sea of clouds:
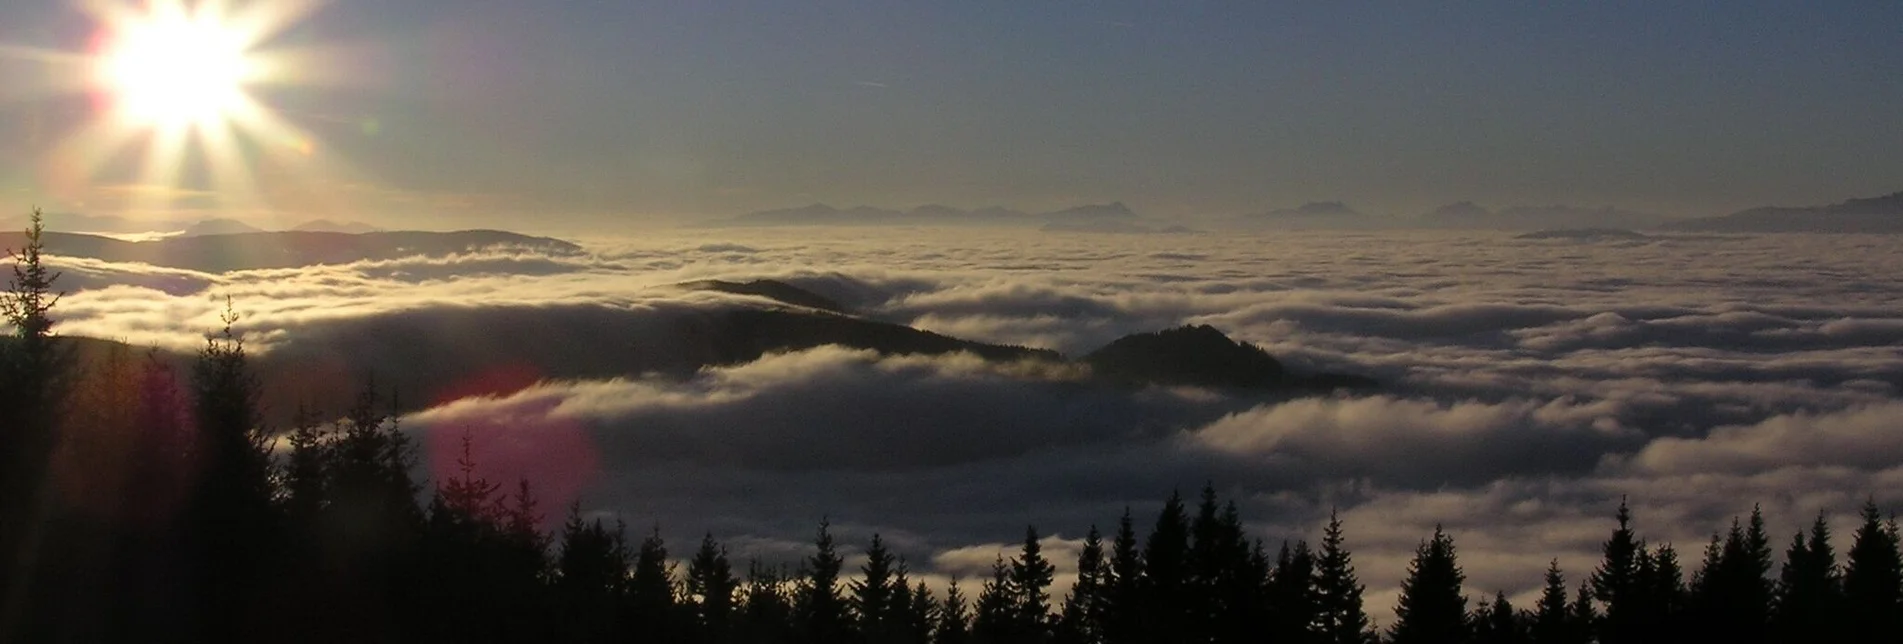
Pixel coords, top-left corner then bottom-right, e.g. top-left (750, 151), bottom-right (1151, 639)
top-left (37, 226), bottom-right (1903, 624)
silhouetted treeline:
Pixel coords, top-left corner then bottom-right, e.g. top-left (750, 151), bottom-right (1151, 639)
top-left (5, 211), bottom-right (1903, 643)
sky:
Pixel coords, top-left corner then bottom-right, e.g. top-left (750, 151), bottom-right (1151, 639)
top-left (2, 1), bottom-right (1902, 227)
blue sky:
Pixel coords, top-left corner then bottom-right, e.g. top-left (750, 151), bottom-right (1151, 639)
top-left (2, 0), bottom-right (1900, 226)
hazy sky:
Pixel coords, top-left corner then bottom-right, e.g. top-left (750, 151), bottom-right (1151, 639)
top-left (2, 1), bottom-right (1901, 226)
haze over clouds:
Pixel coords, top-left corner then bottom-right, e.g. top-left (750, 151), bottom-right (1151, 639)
top-left (37, 226), bottom-right (1903, 624)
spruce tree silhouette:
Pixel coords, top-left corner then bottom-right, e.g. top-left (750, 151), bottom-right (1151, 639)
top-left (1690, 507), bottom-right (1772, 644)
top-left (1141, 492), bottom-right (1191, 644)
top-left (1007, 526), bottom-right (1056, 644)
top-left (1102, 509), bottom-right (1144, 644)
top-left (1591, 500), bottom-right (1645, 644)
top-left (1313, 510), bottom-right (1374, 644)
top-left (1389, 526), bottom-right (1468, 644)
top-left (1058, 525), bottom-right (1107, 644)
top-left (183, 301), bottom-right (279, 642)
top-left (936, 576), bottom-right (973, 644)
top-left (1187, 487), bottom-right (1257, 643)
top-left (796, 520), bottom-right (852, 644)
top-left (973, 556), bottom-right (1016, 644)
top-left (1770, 513), bottom-right (1842, 643)
top-left (689, 532), bottom-right (741, 643)
top-left (630, 526), bottom-right (682, 642)
top-left (556, 506), bottom-right (633, 643)
top-left (1565, 582), bottom-right (1597, 644)
top-left (1471, 591), bottom-right (1526, 644)
top-left (853, 533), bottom-right (902, 644)
top-left (1642, 543), bottom-right (1687, 642)
top-left (0, 208), bottom-right (74, 640)
top-left (1528, 560), bottom-right (1575, 644)
top-left (889, 561), bottom-right (937, 644)
top-left (1266, 541), bottom-right (1319, 644)
top-left (743, 562), bottom-right (796, 644)
top-left (1843, 500), bottom-right (1903, 639)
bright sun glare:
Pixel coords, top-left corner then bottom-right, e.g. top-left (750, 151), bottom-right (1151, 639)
top-left (17, 0), bottom-right (353, 217)
top-left (99, 10), bottom-right (256, 128)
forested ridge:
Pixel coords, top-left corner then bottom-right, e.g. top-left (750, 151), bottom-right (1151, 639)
top-left (3, 211), bottom-right (1901, 643)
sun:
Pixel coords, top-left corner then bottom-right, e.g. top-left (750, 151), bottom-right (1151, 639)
top-left (98, 8), bottom-right (258, 129)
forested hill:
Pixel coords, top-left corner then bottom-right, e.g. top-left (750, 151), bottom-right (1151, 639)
top-left (0, 229), bottom-right (582, 272)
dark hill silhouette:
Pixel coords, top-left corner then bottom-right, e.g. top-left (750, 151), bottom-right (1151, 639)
top-left (1084, 325), bottom-right (1375, 391)
top-left (235, 305), bottom-right (1060, 419)
top-left (678, 279), bottom-right (848, 313)
top-left (1515, 227), bottom-right (1649, 241)
top-left (2, 229), bottom-right (582, 272)
top-left (66, 311), bottom-right (1370, 422)
top-left (291, 219), bottom-right (383, 234)
top-left (1667, 190), bottom-right (1903, 233)
top-left (1241, 201), bottom-right (1387, 230)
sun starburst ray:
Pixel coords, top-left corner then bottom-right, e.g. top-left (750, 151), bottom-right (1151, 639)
top-left (10, 0), bottom-right (355, 224)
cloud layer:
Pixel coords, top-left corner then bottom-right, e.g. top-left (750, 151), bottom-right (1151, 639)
top-left (34, 226), bottom-right (1903, 625)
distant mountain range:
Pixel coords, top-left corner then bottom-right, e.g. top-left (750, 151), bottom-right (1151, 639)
top-left (1419, 204), bottom-right (1675, 230)
top-left (1665, 191), bottom-right (1903, 233)
top-left (0, 229), bottom-right (582, 272)
top-left (1233, 200), bottom-right (1674, 231)
top-left (721, 202), bottom-right (1141, 227)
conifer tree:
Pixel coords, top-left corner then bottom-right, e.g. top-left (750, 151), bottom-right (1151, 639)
top-left (897, 568), bottom-right (937, 644)
top-left (280, 408), bottom-right (330, 533)
top-left (629, 527), bottom-right (679, 636)
top-left (1770, 513), bottom-right (1842, 643)
top-left (742, 562), bottom-right (795, 644)
top-left (1058, 525), bottom-right (1107, 644)
top-left (1141, 492), bottom-right (1191, 644)
top-left (1691, 508), bottom-right (1773, 644)
top-left (1471, 591), bottom-right (1526, 644)
top-left (1313, 510), bottom-right (1373, 644)
top-left (1565, 582), bottom-right (1596, 644)
top-left (1843, 500), bottom-right (1903, 638)
top-left (1102, 509), bottom-right (1143, 644)
top-left (854, 533), bottom-right (901, 643)
top-left (0, 209), bottom-right (67, 497)
top-left (1009, 526), bottom-right (1056, 642)
top-left (1187, 486), bottom-right (1223, 643)
top-left (797, 519), bottom-right (852, 644)
top-left (0, 209), bottom-right (73, 642)
top-left (1389, 526), bottom-right (1468, 644)
top-left (689, 532), bottom-right (740, 642)
top-left (1266, 541), bottom-right (1319, 644)
top-left (973, 556), bottom-right (1016, 644)
top-left (1528, 560), bottom-right (1573, 644)
top-left (1590, 499), bottom-right (1643, 644)
top-left (1189, 494), bottom-right (1257, 643)
top-left (184, 301), bottom-right (279, 641)
top-left (937, 577), bottom-right (972, 644)
top-left (1644, 543), bottom-right (1687, 641)
top-left (556, 508), bottom-right (632, 643)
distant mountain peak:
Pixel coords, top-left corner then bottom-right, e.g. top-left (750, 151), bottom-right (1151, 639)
top-left (1043, 202), bottom-right (1138, 219)
top-left (1666, 189), bottom-right (1903, 233)
top-left (180, 218), bottom-right (265, 237)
